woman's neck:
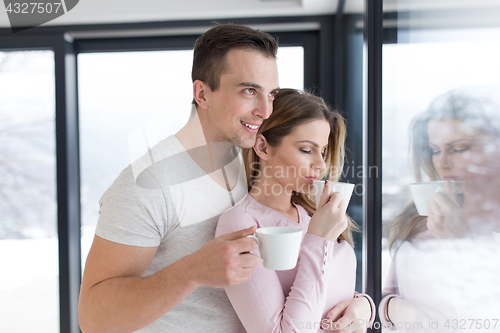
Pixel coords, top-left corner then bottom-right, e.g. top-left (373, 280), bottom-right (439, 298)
top-left (249, 175), bottom-right (298, 221)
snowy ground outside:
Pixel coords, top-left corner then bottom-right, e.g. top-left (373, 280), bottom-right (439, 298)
top-left (0, 227), bottom-right (94, 333)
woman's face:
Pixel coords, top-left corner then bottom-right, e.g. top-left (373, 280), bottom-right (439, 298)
top-left (265, 119), bottom-right (330, 194)
top-left (427, 119), bottom-right (497, 184)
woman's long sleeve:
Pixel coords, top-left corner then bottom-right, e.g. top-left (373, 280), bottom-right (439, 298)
top-left (216, 208), bottom-right (334, 333)
top-left (379, 259), bottom-right (399, 330)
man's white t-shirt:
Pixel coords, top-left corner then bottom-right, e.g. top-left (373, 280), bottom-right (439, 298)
top-left (96, 135), bottom-right (248, 332)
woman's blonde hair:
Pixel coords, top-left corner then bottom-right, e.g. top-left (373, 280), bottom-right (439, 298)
top-left (243, 89), bottom-right (358, 246)
top-left (388, 87), bottom-right (500, 252)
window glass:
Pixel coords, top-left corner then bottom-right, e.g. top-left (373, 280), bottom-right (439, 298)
top-left (0, 50), bottom-right (59, 332)
top-left (381, 4), bottom-right (500, 332)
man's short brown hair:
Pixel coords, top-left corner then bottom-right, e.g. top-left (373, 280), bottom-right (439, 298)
top-left (192, 23), bottom-right (278, 102)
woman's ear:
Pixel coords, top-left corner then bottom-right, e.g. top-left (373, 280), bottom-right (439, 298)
top-left (253, 134), bottom-right (270, 161)
top-left (193, 80), bottom-right (209, 109)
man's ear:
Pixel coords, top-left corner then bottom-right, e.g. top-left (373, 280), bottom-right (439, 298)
top-left (193, 80), bottom-right (209, 109)
top-left (253, 134), bottom-right (270, 161)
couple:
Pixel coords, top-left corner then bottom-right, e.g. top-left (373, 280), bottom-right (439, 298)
top-left (78, 23), bottom-right (374, 333)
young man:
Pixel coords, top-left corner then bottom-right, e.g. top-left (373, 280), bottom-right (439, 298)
top-left (78, 24), bottom-right (280, 332)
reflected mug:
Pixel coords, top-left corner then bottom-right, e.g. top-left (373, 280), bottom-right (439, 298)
top-left (409, 180), bottom-right (463, 216)
top-left (246, 227), bottom-right (303, 270)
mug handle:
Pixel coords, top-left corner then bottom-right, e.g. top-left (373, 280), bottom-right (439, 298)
top-left (246, 235), bottom-right (264, 263)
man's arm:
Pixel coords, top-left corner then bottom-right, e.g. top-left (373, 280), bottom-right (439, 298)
top-left (78, 226), bottom-right (259, 333)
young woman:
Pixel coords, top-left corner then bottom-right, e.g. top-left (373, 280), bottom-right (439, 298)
top-left (216, 89), bottom-right (375, 333)
top-left (379, 87), bottom-right (500, 331)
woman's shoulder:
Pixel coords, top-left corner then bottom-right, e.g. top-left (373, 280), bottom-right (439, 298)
top-left (292, 202), bottom-right (312, 227)
top-left (216, 194), bottom-right (259, 237)
top-left (334, 239), bottom-right (357, 264)
top-left (337, 239), bottom-right (355, 251)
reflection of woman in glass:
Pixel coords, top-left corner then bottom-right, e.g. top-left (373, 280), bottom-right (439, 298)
top-left (216, 89), bottom-right (375, 332)
top-left (379, 87), bottom-right (500, 331)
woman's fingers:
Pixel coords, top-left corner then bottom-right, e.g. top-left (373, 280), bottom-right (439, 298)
top-left (308, 182), bottom-right (348, 241)
top-left (444, 180), bottom-right (461, 206)
top-left (318, 180), bottom-right (332, 208)
top-left (430, 191), bottom-right (457, 214)
top-left (325, 299), bottom-right (349, 322)
top-left (326, 192), bottom-right (343, 209)
top-left (428, 197), bottom-right (443, 216)
top-left (338, 196), bottom-right (347, 212)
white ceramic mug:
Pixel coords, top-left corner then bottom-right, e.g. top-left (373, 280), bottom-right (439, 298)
top-left (246, 226), bottom-right (303, 270)
top-left (312, 180), bottom-right (355, 209)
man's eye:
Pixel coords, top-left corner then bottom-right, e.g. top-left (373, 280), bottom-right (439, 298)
top-left (300, 149), bottom-right (311, 154)
top-left (244, 88), bottom-right (255, 94)
top-left (269, 90), bottom-right (279, 98)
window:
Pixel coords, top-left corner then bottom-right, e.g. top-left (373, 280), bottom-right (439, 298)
top-left (381, 4), bottom-right (500, 332)
top-left (0, 50), bottom-right (59, 333)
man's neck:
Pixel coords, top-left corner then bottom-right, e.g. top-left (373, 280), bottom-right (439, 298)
top-left (174, 105), bottom-right (208, 151)
top-left (175, 106), bottom-right (239, 190)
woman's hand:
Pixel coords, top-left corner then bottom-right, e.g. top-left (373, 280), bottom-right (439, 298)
top-left (427, 181), bottom-right (469, 239)
top-left (387, 297), bottom-right (443, 333)
top-left (307, 180), bottom-right (348, 242)
top-left (321, 297), bottom-right (371, 332)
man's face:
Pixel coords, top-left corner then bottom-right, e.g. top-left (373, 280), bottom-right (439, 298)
top-left (201, 48), bottom-right (280, 148)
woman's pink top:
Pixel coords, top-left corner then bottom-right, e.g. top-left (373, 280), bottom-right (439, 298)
top-left (216, 194), bottom-right (374, 333)
top-left (379, 226), bottom-right (500, 330)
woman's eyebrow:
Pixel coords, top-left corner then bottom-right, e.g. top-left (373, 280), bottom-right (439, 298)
top-left (446, 139), bottom-right (475, 145)
top-left (428, 139), bottom-right (475, 147)
top-left (295, 140), bottom-right (328, 148)
top-left (296, 140), bottom-right (318, 147)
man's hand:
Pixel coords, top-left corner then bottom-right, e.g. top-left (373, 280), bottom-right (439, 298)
top-left (79, 227), bottom-right (260, 333)
top-left (322, 297), bottom-right (371, 333)
top-left (186, 226), bottom-right (261, 288)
